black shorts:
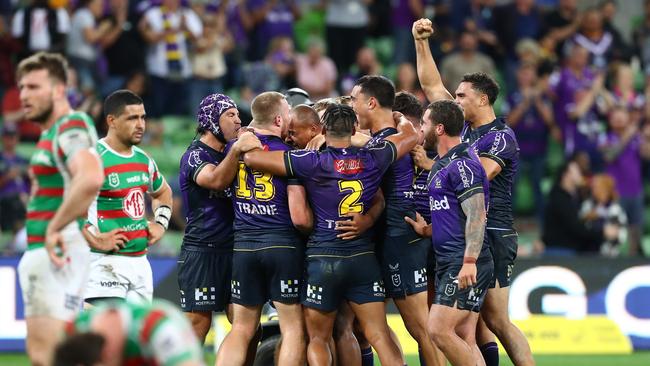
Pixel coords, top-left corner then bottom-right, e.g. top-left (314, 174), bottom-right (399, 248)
top-left (302, 251), bottom-right (385, 312)
top-left (231, 245), bottom-right (303, 306)
top-left (177, 244), bottom-right (232, 313)
top-left (434, 259), bottom-right (493, 312)
top-left (486, 228), bottom-right (518, 288)
top-left (378, 234), bottom-right (430, 298)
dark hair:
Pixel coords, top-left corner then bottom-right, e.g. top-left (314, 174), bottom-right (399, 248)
top-left (322, 104), bottom-right (357, 138)
top-left (461, 72), bottom-right (500, 105)
top-left (393, 91), bottom-right (424, 122)
top-left (426, 100), bottom-right (464, 137)
top-left (354, 75), bottom-right (395, 108)
top-left (53, 333), bottom-right (105, 366)
top-left (16, 52), bottom-right (68, 85)
top-left (104, 89), bottom-right (144, 118)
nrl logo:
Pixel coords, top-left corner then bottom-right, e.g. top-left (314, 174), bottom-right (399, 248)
top-left (391, 274), bottom-right (401, 287)
top-left (108, 172), bottom-right (120, 188)
top-left (434, 177), bottom-right (442, 189)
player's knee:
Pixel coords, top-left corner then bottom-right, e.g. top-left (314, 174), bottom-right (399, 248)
top-left (231, 321), bottom-right (260, 341)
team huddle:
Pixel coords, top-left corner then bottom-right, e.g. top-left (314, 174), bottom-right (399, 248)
top-left (16, 18), bottom-right (534, 366)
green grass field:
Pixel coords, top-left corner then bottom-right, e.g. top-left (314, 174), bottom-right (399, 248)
top-left (2, 352), bottom-right (649, 366)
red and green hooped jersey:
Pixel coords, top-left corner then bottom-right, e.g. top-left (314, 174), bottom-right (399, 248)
top-left (87, 139), bottom-right (165, 256)
top-left (26, 111), bottom-right (98, 250)
top-left (71, 300), bottom-right (204, 366)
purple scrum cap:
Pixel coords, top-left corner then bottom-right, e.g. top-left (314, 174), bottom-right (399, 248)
top-left (197, 93), bottom-right (237, 141)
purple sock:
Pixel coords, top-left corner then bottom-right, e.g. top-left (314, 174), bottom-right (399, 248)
top-left (480, 342), bottom-right (499, 366)
top-left (361, 346), bottom-right (374, 366)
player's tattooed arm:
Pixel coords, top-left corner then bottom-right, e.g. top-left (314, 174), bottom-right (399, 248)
top-left (460, 192), bottom-right (487, 260)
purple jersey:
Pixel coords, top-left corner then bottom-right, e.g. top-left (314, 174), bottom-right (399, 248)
top-left (365, 127), bottom-right (417, 235)
top-left (502, 91), bottom-right (550, 157)
top-left (461, 118), bottom-right (519, 229)
top-left (413, 149), bottom-right (438, 223)
top-left (428, 143), bottom-right (491, 263)
top-left (285, 141), bottom-right (397, 253)
top-left (179, 140), bottom-right (234, 248)
top-left (231, 134), bottom-right (299, 246)
top-left (604, 132), bottom-right (643, 197)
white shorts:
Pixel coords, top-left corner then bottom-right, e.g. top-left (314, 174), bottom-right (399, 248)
top-left (84, 253), bottom-right (153, 303)
top-left (18, 230), bottom-right (91, 321)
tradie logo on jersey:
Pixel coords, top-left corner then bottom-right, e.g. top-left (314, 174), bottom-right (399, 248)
top-left (334, 159), bottom-right (363, 174)
top-left (429, 196), bottom-right (450, 211)
top-left (123, 189), bottom-right (145, 219)
top-left (108, 172), bottom-right (120, 188)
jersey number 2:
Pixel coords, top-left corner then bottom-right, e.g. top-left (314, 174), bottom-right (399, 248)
top-left (338, 180), bottom-right (364, 215)
top-left (236, 162), bottom-right (274, 201)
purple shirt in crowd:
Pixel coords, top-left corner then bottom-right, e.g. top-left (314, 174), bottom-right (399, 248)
top-left (0, 153), bottom-right (29, 197)
top-left (428, 142), bottom-right (491, 264)
top-left (391, 0), bottom-right (418, 28)
top-left (603, 132), bottom-right (643, 197)
top-left (285, 141), bottom-right (397, 253)
top-left (248, 0), bottom-right (294, 49)
top-left (502, 91), bottom-right (550, 157)
top-left (179, 140), bottom-right (234, 249)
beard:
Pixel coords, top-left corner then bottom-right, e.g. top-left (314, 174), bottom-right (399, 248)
top-left (29, 99), bottom-right (54, 124)
top-left (423, 131), bottom-right (437, 150)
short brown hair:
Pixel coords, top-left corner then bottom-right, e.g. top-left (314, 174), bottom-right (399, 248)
top-left (251, 91), bottom-right (286, 126)
top-left (291, 104), bottom-right (321, 127)
top-left (16, 52), bottom-right (68, 85)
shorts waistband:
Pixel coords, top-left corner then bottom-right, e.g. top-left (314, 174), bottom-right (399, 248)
top-left (181, 243), bottom-right (233, 253)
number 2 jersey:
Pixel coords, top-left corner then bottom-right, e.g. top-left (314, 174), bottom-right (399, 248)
top-left (284, 141), bottom-right (397, 254)
top-left (87, 139), bottom-right (165, 256)
top-left (26, 111), bottom-right (98, 250)
top-left (69, 300), bottom-right (204, 366)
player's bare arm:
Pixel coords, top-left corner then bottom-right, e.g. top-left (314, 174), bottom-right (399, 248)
top-left (412, 18), bottom-right (453, 102)
top-left (385, 113), bottom-right (418, 159)
top-left (288, 185), bottom-right (313, 234)
top-left (148, 181), bottom-right (173, 245)
top-left (195, 132), bottom-right (262, 190)
top-left (404, 212), bottom-right (432, 238)
top-left (46, 149), bottom-right (104, 266)
top-left (458, 192), bottom-right (487, 289)
top-left (242, 150), bottom-right (287, 176)
top-left (336, 189), bottom-right (385, 240)
top-left (479, 157), bottom-right (503, 181)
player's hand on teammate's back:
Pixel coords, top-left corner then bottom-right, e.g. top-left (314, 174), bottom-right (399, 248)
top-left (412, 18), bottom-right (433, 40)
top-left (411, 145), bottom-right (435, 170)
top-left (404, 212), bottom-right (431, 238)
top-left (45, 230), bottom-right (67, 268)
top-left (457, 263), bottom-right (477, 290)
top-left (236, 131), bottom-right (263, 153)
top-left (147, 221), bottom-right (165, 246)
top-left (306, 134), bottom-right (325, 150)
top-left (91, 228), bottom-right (128, 252)
top-left (335, 212), bottom-right (374, 240)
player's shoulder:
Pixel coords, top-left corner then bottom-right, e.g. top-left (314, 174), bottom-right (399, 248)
top-left (55, 111), bottom-right (95, 132)
top-left (132, 145), bottom-right (155, 163)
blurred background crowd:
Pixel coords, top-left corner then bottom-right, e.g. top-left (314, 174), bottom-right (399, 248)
top-left (1, 0), bottom-right (649, 258)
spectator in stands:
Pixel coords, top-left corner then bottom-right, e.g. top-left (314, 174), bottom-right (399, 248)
top-left (391, 0), bottom-right (424, 65)
top-left (0, 16), bottom-right (20, 99)
top-left (11, 0), bottom-right (69, 59)
top-left (247, 0), bottom-right (299, 62)
top-left (267, 36), bottom-right (296, 90)
top-left (566, 7), bottom-right (627, 71)
top-left (0, 125), bottom-right (29, 237)
top-left (542, 0), bottom-right (580, 56)
top-left (339, 46), bottom-right (382, 95)
top-left (579, 173), bottom-right (627, 257)
top-left (599, 0), bottom-right (631, 62)
top-left (1, 85), bottom-right (40, 141)
top-left (101, 0), bottom-right (147, 97)
top-left (463, 0), bottom-right (499, 60)
top-left (542, 155), bottom-right (620, 256)
top-left (67, 0), bottom-right (115, 95)
top-left (440, 30), bottom-right (496, 92)
top-left (189, 6), bottom-right (232, 114)
top-left (609, 63), bottom-right (646, 123)
top-left (222, 0), bottom-right (253, 90)
top-left (325, 0), bottom-right (369, 75)
top-left (394, 62), bottom-right (426, 103)
top-left (295, 36), bottom-right (337, 101)
top-left (600, 106), bottom-right (650, 256)
top-left (503, 62), bottom-right (556, 225)
top-left (633, 0), bottom-right (650, 79)
top-left (138, 0), bottom-right (202, 117)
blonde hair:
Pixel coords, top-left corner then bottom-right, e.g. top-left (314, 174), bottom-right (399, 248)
top-left (251, 91), bottom-right (286, 127)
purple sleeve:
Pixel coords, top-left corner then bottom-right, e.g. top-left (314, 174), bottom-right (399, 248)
top-left (367, 140), bottom-right (397, 172)
top-left (184, 148), bottom-right (217, 183)
top-left (477, 131), bottom-right (518, 169)
top-left (284, 150), bottom-right (318, 180)
top-left (449, 158), bottom-right (485, 203)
